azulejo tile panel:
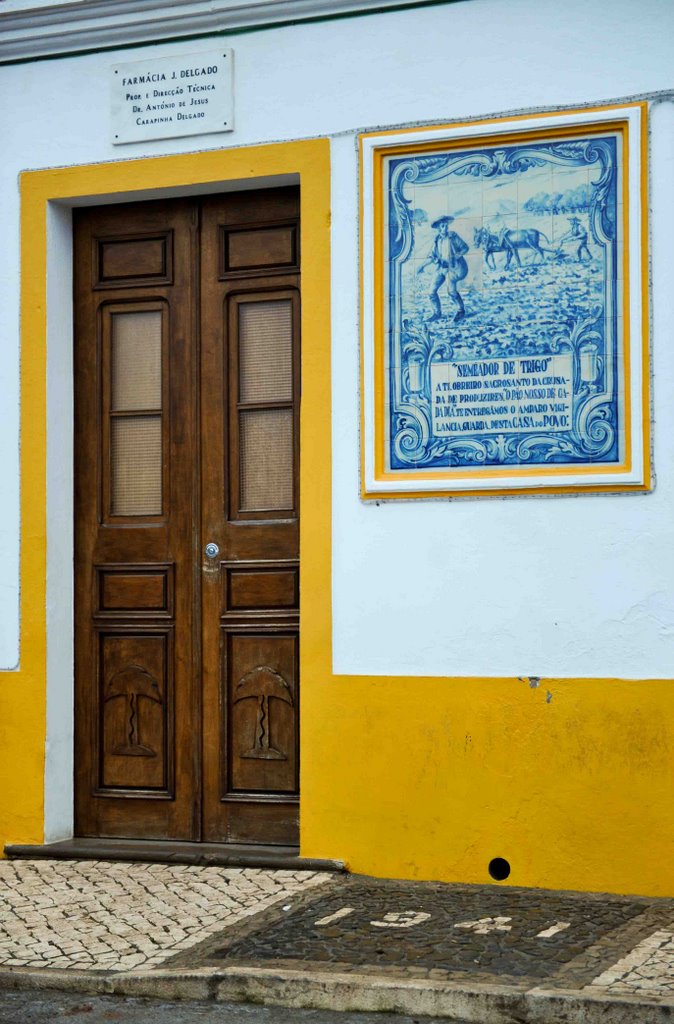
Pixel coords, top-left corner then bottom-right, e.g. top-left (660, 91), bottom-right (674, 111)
top-left (360, 104), bottom-right (649, 497)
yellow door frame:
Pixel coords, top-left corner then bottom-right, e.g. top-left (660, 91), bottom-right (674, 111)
top-left (7, 138), bottom-right (331, 848)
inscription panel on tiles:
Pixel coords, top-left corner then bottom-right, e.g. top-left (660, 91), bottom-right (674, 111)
top-left (431, 355), bottom-right (573, 437)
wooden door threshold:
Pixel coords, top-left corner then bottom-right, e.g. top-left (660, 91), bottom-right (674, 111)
top-left (4, 838), bottom-right (345, 873)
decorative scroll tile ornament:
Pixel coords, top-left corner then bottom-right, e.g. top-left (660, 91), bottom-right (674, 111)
top-left (360, 104), bottom-right (649, 497)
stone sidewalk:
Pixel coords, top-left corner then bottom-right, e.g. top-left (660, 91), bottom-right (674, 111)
top-left (0, 860), bottom-right (672, 1023)
top-left (0, 860), bottom-right (328, 972)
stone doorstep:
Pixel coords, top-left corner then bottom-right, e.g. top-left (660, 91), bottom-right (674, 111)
top-left (0, 964), bottom-right (672, 1023)
top-left (4, 840), bottom-right (345, 874)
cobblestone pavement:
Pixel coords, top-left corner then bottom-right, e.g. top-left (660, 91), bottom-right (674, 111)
top-left (175, 875), bottom-right (674, 996)
top-left (0, 861), bottom-right (329, 971)
top-left (0, 861), bottom-right (673, 1018)
top-left (591, 927), bottom-right (674, 994)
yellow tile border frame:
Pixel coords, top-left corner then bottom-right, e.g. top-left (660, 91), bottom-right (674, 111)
top-left (360, 103), bottom-right (650, 499)
top-left (6, 138), bottom-right (331, 847)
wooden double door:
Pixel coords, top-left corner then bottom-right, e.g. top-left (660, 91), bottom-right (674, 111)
top-left (74, 188), bottom-right (300, 845)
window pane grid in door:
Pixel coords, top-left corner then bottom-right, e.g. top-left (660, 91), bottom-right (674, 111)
top-left (238, 300), bottom-right (292, 404)
top-left (108, 308), bottom-right (164, 517)
top-left (111, 310), bottom-right (162, 411)
top-left (239, 408), bottom-right (293, 512)
top-left (110, 415), bottom-right (163, 516)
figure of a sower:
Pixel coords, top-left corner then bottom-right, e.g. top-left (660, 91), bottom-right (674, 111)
top-left (417, 215), bottom-right (469, 323)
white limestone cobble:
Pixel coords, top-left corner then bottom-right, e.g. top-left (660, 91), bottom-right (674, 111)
top-left (591, 927), bottom-right (674, 994)
top-left (0, 860), bottom-right (329, 974)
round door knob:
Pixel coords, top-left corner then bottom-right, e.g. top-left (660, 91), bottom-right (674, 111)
top-left (204, 542), bottom-right (219, 558)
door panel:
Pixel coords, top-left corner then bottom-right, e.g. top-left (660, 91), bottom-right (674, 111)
top-left (226, 630), bottom-right (298, 792)
top-left (74, 200), bottom-right (200, 841)
top-left (98, 629), bottom-right (172, 791)
top-left (74, 188), bottom-right (300, 846)
top-left (200, 189), bottom-right (300, 844)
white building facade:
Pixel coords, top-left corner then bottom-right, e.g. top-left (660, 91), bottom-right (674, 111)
top-left (0, 0), bottom-right (673, 896)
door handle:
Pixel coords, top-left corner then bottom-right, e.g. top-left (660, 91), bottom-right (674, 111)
top-left (204, 542), bottom-right (220, 559)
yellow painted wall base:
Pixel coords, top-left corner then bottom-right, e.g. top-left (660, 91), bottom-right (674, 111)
top-left (300, 674), bottom-right (674, 897)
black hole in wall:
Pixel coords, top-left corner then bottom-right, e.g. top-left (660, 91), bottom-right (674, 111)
top-left (488, 857), bottom-right (511, 881)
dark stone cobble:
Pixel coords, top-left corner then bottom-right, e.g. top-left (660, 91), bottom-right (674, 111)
top-left (186, 878), bottom-right (667, 986)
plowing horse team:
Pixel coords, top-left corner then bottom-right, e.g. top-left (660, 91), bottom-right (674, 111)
top-left (473, 226), bottom-right (553, 269)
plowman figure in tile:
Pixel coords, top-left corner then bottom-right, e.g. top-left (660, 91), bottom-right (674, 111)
top-left (557, 216), bottom-right (592, 263)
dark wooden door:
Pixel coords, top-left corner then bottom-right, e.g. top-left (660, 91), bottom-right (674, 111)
top-left (200, 191), bottom-right (300, 843)
top-left (74, 188), bottom-right (300, 845)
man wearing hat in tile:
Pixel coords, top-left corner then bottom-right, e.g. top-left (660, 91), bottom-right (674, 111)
top-left (557, 215), bottom-right (592, 263)
top-left (417, 214), bottom-right (469, 323)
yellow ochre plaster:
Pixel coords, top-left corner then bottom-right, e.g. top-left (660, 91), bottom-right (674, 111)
top-left (4, 134), bottom-right (674, 898)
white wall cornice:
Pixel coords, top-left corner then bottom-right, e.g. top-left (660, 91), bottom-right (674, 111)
top-left (0, 0), bottom-right (443, 62)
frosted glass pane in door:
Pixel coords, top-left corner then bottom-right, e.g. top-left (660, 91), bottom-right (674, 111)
top-left (239, 408), bottom-right (293, 512)
top-left (111, 415), bottom-right (162, 516)
top-left (238, 300), bottom-right (292, 403)
top-left (111, 311), bottom-right (162, 411)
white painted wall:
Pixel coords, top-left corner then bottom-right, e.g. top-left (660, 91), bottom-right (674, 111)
top-left (1, 0), bottom-right (674, 705)
top-left (0, 167), bottom-right (21, 669)
top-left (44, 203), bottom-right (75, 841)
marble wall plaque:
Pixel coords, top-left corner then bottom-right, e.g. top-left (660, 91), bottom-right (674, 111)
top-left (111, 50), bottom-right (233, 144)
top-left (360, 104), bottom-right (649, 498)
